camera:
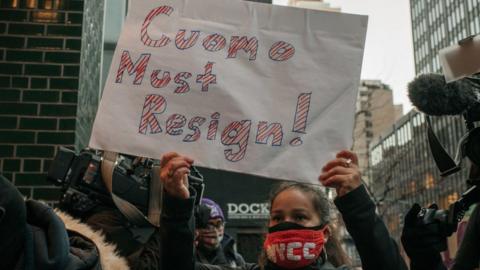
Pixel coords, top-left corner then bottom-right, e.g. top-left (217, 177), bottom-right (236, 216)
top-left (417, 180), bottom-right (480, 237)
top-left (408, 51), bottom-right (480, 236)
top-left (47, 147), bottom-right (205, 219)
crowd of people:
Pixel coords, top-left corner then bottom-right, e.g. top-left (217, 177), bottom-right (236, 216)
top-left (0, 149), bottom-right (478, 269)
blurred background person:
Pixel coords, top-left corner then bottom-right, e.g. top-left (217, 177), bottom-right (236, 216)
top-left (196, 198), bottom-right (246, 267)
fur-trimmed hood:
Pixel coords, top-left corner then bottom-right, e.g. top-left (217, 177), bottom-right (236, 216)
top-left (55, 210), bottom-right (130, 270)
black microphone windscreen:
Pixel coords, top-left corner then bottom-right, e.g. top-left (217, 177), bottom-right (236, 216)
top-left (408, 74), bottom-right (478, 116)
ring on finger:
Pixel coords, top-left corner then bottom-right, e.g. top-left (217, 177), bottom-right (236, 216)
top-left (344, 159), bottom-right (352, 168)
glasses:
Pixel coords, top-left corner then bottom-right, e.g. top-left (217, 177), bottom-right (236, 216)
top-left (206, 221), bottom-right (225, 230)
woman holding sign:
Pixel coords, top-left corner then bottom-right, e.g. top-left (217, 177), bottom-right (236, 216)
top-left (160, 150), bottom-right (407, 270)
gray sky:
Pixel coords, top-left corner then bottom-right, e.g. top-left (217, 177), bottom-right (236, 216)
top-left (273, 0), bottom-right (415, 113)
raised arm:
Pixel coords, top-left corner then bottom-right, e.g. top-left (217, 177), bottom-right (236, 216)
top-left (320, 150), bottom-right (408, 270)
top-left (159, 152), bottom-right (197, 270)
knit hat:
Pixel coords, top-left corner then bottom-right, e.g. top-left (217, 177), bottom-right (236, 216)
top-left (200, 198), bottom-right (224, 221)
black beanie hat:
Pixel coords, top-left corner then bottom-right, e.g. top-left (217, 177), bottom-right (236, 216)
top-left (0, 174), bottom-right (27, 268)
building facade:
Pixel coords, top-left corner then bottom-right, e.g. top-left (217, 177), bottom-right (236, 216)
top-left (287, 0), bottom-right (339, 12)
top-left (410, 0), bottom-right (480, 74)
top-left (0, 0), bottom-right (84, 201)
top-left (353, 80), bottom-right (402, 186)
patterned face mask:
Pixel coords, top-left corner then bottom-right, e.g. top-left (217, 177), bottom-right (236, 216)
top-left (264, 222), bottom-right (327, 269)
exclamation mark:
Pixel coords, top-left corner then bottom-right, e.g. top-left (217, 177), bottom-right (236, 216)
top-left (290, 92), bottom-right (312, 146)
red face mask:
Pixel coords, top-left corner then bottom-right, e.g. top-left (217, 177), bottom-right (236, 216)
top-left (263, 222), bottom-right (327, 269)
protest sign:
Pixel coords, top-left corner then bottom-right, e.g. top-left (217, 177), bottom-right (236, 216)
top-left (89, 0), bottom-right (367, 183)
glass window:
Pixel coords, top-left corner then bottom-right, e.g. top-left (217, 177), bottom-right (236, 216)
top-left (30, 0), bottom-right (64, 23)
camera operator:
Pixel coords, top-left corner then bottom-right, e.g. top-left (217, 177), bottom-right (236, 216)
top-left (75, 152), bottom-right (198, 270)
top-left (454, 204), bottom-right (480, 270)
top-left (403, 53), bottom-right (480, 269)
top-left (401, 164), bottom-right (480, 270)
top-left (402, 203), bottom-right (480, 270)
top-left (402, 204), bottom-right (480, 270)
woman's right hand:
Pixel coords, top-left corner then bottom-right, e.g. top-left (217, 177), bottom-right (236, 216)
top-left (319, 150), bottom-right (361, 197)
top-left (159, 152), bottom-right (194, 199)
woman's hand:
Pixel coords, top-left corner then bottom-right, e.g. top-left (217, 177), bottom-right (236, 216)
top-left (159, 152), bottom-right (194, 199)
top-left (319, 150), bottom-right (361, 197)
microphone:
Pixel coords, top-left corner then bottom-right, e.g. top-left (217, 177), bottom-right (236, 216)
top-left (407, 73), bottom-right (480, 116)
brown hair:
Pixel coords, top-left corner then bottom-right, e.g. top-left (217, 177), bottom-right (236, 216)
top-left (259, 181), bottom-right (351, 268)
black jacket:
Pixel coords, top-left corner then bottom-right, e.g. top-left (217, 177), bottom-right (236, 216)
top-left (451, 204), bottom-right (480, 270)
top-left (196, 233), bottom-right (246, 267)
top-left (1, 175), bottom-right (128, 270)
top-left (18, 200), bottom-right (130, 270)
top-left (221, 233), bottom-right (246, 267)
top-left (334, 185), bottom-right (407, 270)
top-left (82, 188), bottom-right (197, 270)
top-left (83, 205), bottom-right (163, 269)
top-left (166, 184), bottom-right (407, 270)
top-left (196, 259), bottom-right (346, 270)
top-left (409, 204), bottom-right (480, 270)
top-left (17, 200), bottom-right (100, 270)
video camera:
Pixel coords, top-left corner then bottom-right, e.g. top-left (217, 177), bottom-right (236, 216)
top-left (408, 35), bottom-right (480, 240)
top-left (47, 147), bottom-right (205, 219)
top-left (417, 184), bottom-right (480, 237)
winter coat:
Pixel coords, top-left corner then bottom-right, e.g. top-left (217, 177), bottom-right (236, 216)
top-left (451, 204), bottom-right (480, 270)
top-left (14, 200), bottom-right (128, 270)
top-left (196, 259), bottom-right (347, 270)
top-left (163, 184), bottom-right (408, 270)
top-left (55, 209), bottom-right (129, 270)
top-left (0, 174), bottom-right (128, 270)
top-left (82, 190), bottom-right (197, 270)
top-left (333, 185), bottom-right (407, 270)
top-left (221, 233), bottom-right (246, 267)
top-left (196, 233), bottom-right (246, 267)
top-left (409, 204), bottom-right (480, 270)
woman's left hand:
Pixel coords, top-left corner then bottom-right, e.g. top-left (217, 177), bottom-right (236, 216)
top-left (318, 150), bottom-right (361, 197)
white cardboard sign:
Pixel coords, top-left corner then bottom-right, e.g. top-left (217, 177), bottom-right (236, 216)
top-left (89, 0), bottom-right (367, 184)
